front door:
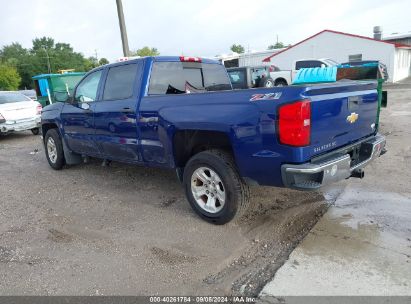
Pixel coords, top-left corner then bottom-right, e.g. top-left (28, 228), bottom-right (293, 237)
top-left (61, 69), bottom-right (103, 155)
top-left (93, 62), bottom-right (142, 162)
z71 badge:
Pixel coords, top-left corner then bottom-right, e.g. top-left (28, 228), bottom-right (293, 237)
top-left (250, 92), bottom-right (282, 102)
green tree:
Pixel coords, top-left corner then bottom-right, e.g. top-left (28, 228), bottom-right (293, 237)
top-left (1, 37), bottom-right (93, 89)
top-left (230, 44), bottom-right (245, 54)
top-left (268, 42), bottom-right (286, 50)
top-left (0, 64), bottom-right (21, 90)
top-left (83, 56), bottom-right (98, 71)
top-left (132, 46), bottom-right (160, 57)
top-left (99, 58), bottom-right (109, 65)
top-left (32, 37), bottom-right (55, 51)
top-left (0, 42), bottom-right (33, 88)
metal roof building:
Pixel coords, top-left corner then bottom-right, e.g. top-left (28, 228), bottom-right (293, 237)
top-left (383, 33), bottom-right (411, 49)
top-left (262, 29), bottom-right (411, 82)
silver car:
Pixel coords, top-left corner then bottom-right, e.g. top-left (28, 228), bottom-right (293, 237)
top-left (0, 91), bottom-right (42, 135)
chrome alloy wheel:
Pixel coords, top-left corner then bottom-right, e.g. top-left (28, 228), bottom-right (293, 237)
top-left (191, 167), bottom-right (226, 214)
top-left (47, 137), bottom-right (58, 164)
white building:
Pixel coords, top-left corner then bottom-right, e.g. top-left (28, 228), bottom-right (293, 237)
top-left (262, 30), bottom-right (411, 82)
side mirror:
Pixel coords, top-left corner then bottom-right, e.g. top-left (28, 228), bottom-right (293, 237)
top-left (54, 91), bottom-right (69, 102)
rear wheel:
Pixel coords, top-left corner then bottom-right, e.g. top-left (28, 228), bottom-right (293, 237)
top-left (31, 128), bottom-right (40, 135)
top-left (44, 129), bottom-right (65, 170)
top-left (183, 149), bottom-right (250, 224)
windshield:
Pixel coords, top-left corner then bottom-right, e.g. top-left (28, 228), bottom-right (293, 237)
top-left (0, 92), bottom-right (31, 104)
top-left (323, 59), bottom-right (339, 66)
top-left (148, 62), bottom-right (232, 95)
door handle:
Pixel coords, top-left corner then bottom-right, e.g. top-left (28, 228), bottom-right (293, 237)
top-left (121, 107), bottom-right (134, 113)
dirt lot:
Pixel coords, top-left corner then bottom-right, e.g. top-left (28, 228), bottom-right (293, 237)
top-left (0, 128), bottom-right (340, 296)
top-left (1, 81), bottom-right (406, 296)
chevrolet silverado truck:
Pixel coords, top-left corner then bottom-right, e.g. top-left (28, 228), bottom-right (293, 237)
top-left (41, 56), bottom-right (386, 224)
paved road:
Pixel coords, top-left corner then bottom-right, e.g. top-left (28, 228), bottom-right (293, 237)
top-left (260, 84), bottom-right (411, 299)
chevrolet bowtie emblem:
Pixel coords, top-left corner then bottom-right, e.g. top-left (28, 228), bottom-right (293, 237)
top-left (346, 112), bottom-right (359, 123)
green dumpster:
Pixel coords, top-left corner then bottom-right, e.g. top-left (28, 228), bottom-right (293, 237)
top-left (32, 72), bottom-right (86, 107)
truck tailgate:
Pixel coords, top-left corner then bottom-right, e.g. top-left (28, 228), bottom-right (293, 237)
top-left (303, 81), bottom-right (378, 157)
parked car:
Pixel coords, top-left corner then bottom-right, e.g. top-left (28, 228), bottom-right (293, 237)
top-left (0, 91), bottom-right (42, 135)
top-left (266, 58), bottom-right (340, 86)
top-left (19, 89), bottom-right (38, 101)
top-left (41, 56), bottom-right (386, 224)
top-left (228, 65), bottom-right (289, 89)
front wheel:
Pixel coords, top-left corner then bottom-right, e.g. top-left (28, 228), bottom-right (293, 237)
top-left (183, 150), bottom-right (250, 225)
top-left (31, 128), bottom-right (40, 135)
top-left (44, 129), bottom-right (65, 170)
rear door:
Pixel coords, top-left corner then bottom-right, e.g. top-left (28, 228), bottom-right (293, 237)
top-left (61, 69), bottom-right (103, 155)
top-left (93, 61), bottom-right (143, 162)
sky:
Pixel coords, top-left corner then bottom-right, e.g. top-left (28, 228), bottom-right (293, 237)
top-left (0, 0), bottom-right (410, 62)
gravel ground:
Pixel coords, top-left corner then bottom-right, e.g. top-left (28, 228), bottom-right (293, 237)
top-left (1, 108), bottom-right (344, 296)
top-left (3, 76), bottom-right (407, 296)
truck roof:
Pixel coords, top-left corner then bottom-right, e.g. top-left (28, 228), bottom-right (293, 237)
top-left (108, 56), bottom-right (221, 69)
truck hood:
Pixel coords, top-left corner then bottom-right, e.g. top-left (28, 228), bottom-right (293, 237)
top-left (42, 102), bottom-right (64, 113)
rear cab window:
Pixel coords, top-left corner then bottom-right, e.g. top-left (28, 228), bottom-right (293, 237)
top-left (228, 69), bottom-right (246, 85)
top-left (103, 63), bottom-right (138, 100)
top-left (148, 61), bottom-right (231, 95)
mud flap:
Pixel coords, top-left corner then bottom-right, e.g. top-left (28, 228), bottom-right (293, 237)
top-left (62, 139), bottom-right (82, 165)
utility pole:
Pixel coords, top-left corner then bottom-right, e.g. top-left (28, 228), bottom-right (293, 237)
top-left (116, 0), bottom-right (130, 57)
top-left (42, 47), bottom-right (51, 74)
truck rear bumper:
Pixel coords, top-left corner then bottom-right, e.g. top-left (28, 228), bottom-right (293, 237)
top-left (281, 134), bottom-right (386, 190)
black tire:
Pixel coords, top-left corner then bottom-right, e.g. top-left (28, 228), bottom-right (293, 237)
top-left (31, 128), bottom-right (40, 135)
top-left (44, 128), bottom-right (65, 170)
top-left (259, 77), bottom-right (275, 88)
top-left (275, 79), bottom-right (288, 86)
top-left (183, 149), bottom-right (250, 225)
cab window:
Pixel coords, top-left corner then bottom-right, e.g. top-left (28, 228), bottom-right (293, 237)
top-left (103, 63), bottom-right (138, 100)
top-left (75, 70), bottom-right (103, 102)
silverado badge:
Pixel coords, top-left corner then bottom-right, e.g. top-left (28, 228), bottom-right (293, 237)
top-left (346, 112), bottom-right (359, 124)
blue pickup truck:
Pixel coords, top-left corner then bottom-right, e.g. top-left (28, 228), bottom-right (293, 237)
top-left (41, 56), bottom-right (386, 224)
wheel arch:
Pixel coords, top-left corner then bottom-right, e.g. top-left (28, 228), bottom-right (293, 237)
top-left (172, 129), bottom-right (235, 169)
top-left (41, 122), bottom-right (59, 141)
top-left (274, 77), bottom-right (288, 86)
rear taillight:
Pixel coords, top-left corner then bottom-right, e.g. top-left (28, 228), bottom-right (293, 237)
top-left (278, 100), bottom-right (311, 146)
top-left (179, 56), bottom-right (202, 63)
top-left (36, 103), bottom-right (42, 115)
